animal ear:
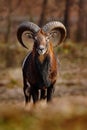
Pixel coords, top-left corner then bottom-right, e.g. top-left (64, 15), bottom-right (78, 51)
top-left (21, 31), bottom-right (34, 49)
top-left (25, 32), bottom-right (34, 39)
top-left (42, 21), bottom-right (66, 47)
top-left (48, 29), bottom-right (62, 47)
top-left (17, 21), bottom-right (40, 49)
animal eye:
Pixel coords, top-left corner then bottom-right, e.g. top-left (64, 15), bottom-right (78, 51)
top-left (35, 36), bottom-right (38, 40)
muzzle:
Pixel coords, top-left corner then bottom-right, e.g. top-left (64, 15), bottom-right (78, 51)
top-left (37, 45), bottom-right (47, 55)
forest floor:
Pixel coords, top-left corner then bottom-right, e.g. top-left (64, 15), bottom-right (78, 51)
top-left (0, 42), bottom-right (87, 130)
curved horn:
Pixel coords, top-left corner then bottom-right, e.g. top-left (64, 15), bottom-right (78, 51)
top-left (42, 21), bottom-right (66, 46)
top-left (17, 21), bottom-right (40, 49)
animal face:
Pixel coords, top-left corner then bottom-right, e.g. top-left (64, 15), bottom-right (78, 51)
top-left (34, 30), bottom-right (49, 55)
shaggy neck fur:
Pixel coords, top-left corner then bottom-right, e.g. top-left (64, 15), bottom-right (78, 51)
top-left (34, 43), bottom-right (54, 88)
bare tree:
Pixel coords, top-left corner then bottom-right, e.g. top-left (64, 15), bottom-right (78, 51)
top-left (38, 0), bottom-right (48, 27)
top-left (4, 0), bottom-right (21, 43)
top-left (64, 0), bottom-right (71, 38)
top-left (4, 0), bottom-right (21, 67)
top-left (4, 0), bottom-right (11, 43)
top-left (76, 0), bottom-right (87, 42)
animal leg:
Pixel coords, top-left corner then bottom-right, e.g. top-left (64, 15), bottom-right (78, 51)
top-left (47, 85), bottom-right (54, 102)
top-left (31, 87), bottom-right (39, 104)
top-left (23, 78), bottom-right (31, 104)
top-left (40, 89), bottom-right (46, 100)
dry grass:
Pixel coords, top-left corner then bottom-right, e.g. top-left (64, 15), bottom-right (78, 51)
top-left (0, 97), bottom-right (87, 130)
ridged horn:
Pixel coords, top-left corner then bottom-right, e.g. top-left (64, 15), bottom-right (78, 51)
top-left (42, 21), bottom-right (66, 46)
top-left (17, 21), bottom-right (40, 49)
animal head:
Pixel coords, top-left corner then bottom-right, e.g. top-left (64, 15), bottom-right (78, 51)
top-left (17, 21), bottom-right (66, 55)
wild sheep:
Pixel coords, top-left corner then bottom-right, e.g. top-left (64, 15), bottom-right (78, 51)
top-left (17, 21), bottom-right (66, 104)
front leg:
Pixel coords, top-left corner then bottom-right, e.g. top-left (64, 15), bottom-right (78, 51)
top-left (24, 86), bottom-right (31, 104)
top-left (23, 77), bottom-right (31, 104)
top-left (47, 85), bottom-right (54, 102)
top-left (31, 87), bottom-right (39, 104)
top-left (40, 89), bottom-right (46, 100)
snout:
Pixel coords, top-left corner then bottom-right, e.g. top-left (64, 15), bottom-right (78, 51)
top-left (37, 45), bottom-right (47, 55)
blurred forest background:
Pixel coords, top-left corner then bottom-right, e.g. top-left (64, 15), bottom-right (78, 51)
top-left (0, 0), bottom-right (87, 67)
top-left (0, 0), bottom-right (87, 130)
top-left (0, 0), bottom-right (87, 43)
top-left (0, 0), bottom-right (87, 68)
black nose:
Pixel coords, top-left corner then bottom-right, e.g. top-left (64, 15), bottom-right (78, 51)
top-left (39, 47), bottom-right (44, 51)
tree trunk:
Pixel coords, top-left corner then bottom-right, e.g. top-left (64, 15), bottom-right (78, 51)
top-left (38, 0), bottom-right (48, 27)
top-left (4, 0), bottom-right (12, 43)
top-left (64, 0), bottom-right (71, 38)
top-left (76, 0), bottom-right (87, 42)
